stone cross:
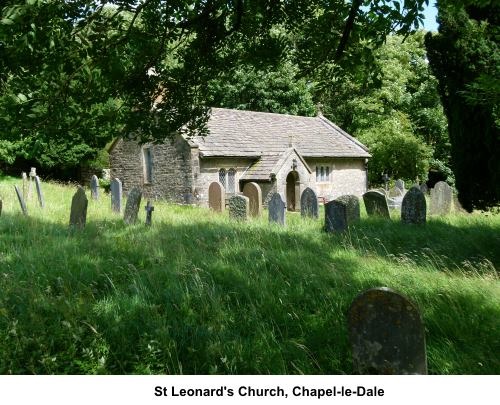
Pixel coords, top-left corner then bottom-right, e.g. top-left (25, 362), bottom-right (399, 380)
top-left (401, 186), bottom-right (426, 224)
top-left (300, 187), bottom-right (319, 219)
top-left (124, 187), bottom-right (142, 225)
top-left (268, 192), bottom-right (286, 225)
top-left (208, 181), bottom-right (225, 212)
top-left (228, 195), bottom-right (249, 221)
top-left (35, 176), bottom-right (45, 208)
top-left (430, 181), bottom-right (452, 215)
top-left (14, 185), bottom-right (28, 215)
top-left (69, 186), bottom-right (88, 228)
top-left (110, 178), bottom-right (123, 213)
top-left (363, 190), bottom-right (390, 218)
top-left (145, 200), bottom-right (154, 226)
top-left (348, 287), bottom-right (427, 375)
top-left (242, 182), bottom-right (262, 217)
top-left (90, 175), bottom-right (99, 200)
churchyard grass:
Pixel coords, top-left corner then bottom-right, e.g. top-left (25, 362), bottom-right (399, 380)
top-left (0, 176), bottom-right (498, 374)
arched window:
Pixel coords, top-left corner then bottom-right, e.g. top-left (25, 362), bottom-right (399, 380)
top-left (227, 168), bottom-right (236, 193)
top-left (219, 168), bottom-right (226, 188)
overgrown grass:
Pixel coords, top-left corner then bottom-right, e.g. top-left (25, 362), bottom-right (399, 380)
top-left (0, 176), bottom-right (499, 374)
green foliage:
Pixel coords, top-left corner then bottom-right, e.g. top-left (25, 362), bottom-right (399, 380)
top-left (425, 1), bottom-right (500, 211)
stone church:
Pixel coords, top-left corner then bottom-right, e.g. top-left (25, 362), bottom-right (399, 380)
top-left (109, 107), bottom-right (370, 210)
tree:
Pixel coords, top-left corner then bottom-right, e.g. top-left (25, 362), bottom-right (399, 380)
top-left (425, 1), bottom-right (500, 211)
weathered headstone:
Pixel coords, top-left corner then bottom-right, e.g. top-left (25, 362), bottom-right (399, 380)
top-left (419, 183), bottom-right (428, 194)
top-left (300, 187), bottom-right (319, 219)
top-left (228, 195), bottom-right (249, 221)
top-left (430, 181), bottom-right (452, 215)
top-left (208, 181), bottom-right (225, 212)
top-left (90, 175), bottom-right (99, 200)
top-left (242, 182), bottom-right (262, 217)
top-left (348, 287), bottom-right (427, 375)
top-left (363, 190), bottom-right (390, 218)
top-left (110, 178), bottom-right (122, 213)
top-left (145, 200), bottom-right (154, 226)
top-left (14, 185), bottom-right (28, 215)
top-left (268, 192), bottom-right (286, 225)
top-left (124, 187), bottom-right (142, 225)
top-left (69, 186), bottom-right (88, 228)
top-left (21, 172), bottom-right (27, 200)
top-left (388, 187), bottom-right (403, 198)
top-left (401, 186), bottom-right (426, 224)
top-left (324, 199), bottom-right (347, 232)
top-left (395, 179), bottom-right (405, 192)
top-left (34, 176), bottom-right (45, 208)
top-left (336, 195), bottom-right (360, 223)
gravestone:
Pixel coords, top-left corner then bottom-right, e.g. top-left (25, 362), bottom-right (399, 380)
top-left (363, 190), bottom-right (390, 218)
top-left (430, 181), bottom-right (452, 215)
top-left (336, 195), bottom-right (360, 223)
top-left (300, 187), bottom-right (319, 219)
top-left (124, 187), bottom-right (142, 224)
top-left (348, 287), bottom-right (427, 375)
top-left (14, 185), bottom-right (28, 215)
top-left (268, 192), bottom-right (286, 225)
top-left (242, 182), bottom-right (262, 217)
top-left (324, 199), bottom-right (348, 232)
top-left (395, 179), bottom-right (405, 192)
top-left (401, 186), bottom-right (426, 224)
top-left (69, 186), bottom-right (88, 228)
top-left (228, 195), bottom-right (249, 221)
top-left (34, 176), bottom-right (45, 208)
top-left (22, 172), bottom-right (27, 200)
top-left (388, 187), bottom-right (403, 198)
top-left (90, 175), bottom-right (99, 200)
top-left (110, 178), bottom-right (122, 213)
top-left (145, 200), bottom-right (154, 226)
top-left (208, 181), bottom-right (225, 212)
top-left (419, 183), bottom-right (428, 194)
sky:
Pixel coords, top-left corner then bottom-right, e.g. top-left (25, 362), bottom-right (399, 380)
top-left (422, 1), bottom-right (439, 32)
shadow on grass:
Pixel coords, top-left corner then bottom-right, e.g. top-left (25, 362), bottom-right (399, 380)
top-left (0, 211), bottom-right (498, 375)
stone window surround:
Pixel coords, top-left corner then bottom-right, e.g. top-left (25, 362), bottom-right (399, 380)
top-left (218, 167), bottom-right (237, 193)
top-left (316, 165), bottom-right (331, 183)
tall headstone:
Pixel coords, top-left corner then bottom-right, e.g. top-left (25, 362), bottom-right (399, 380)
top-left (324, 199), bottom-right (348, 232)
top-left (69, 186), bottom-right (88, 228)
top-left (34, 176), bottom-right (45, 208)
top-left (14, 185), bottom-right (28, 215)
top-left (242, 182), bottom-right (262, 217)
top-left (363, 190), bottom-right (390, 218)
top-left (395, 179), bottom-right (405, 192)
top-left (401, 186), bottom-right (426, 224)
top-left (228, 195), bottom-right (249, 221)
top-left (268, 192), bottom-right (286, 225)
top-left (300, 187), bottom-right (319, 219)
top-left (430, 181), bottom-right (452, 215)
top-left (110, 178), bottom-right (122, 213)
top-left (145, 200), bottom-right (154, 226)
top-left (28, 167), bottom-right (36, 199)
top-left (124, 187), bottom-right (142, 225)
top-left (336, 195), bottom-right (360, 223)
top-left (348, 287), bottom-right (427, 375)
top-left (208, 181), bottom-right (225, 212)
top-left (90, 175), bottom-right (99, 200)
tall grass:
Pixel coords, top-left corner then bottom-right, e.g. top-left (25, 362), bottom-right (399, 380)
top-left (0, 176), bottom-right (498, 374)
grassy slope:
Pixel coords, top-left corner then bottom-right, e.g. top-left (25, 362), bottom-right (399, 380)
top-left (0, 177), bottom-right (498, 374)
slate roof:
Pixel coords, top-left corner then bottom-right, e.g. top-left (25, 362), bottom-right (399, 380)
top-left (191, 108), bottom-right (370, 159)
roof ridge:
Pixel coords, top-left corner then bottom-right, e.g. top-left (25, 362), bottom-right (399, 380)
top-left (317, 115), bottom-right (370, 153)
top-left (210, 107), bottom-right (318, 120)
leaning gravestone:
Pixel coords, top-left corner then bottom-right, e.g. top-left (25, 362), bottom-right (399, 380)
top-left (14, 185), bottom-right (28, 215)
top-left (228, 195), bottom-right (249, 221)
top-left (208, 181), bottom-right (225, 212)
top-left (34, 176), bottom-right (45, 208)
top-left (300, 187), bottom-right (319, 219)
top-left (90, 175), bottom-right (99, 200)
top-left (124, 187), bottom-right (142, 224)
top-left (401, 186), bottom-right (426, 224)
top-left (348, 287), bottom-right (427, 375)
top-left (69, 186), bottom-right (88, 228)
top-left (430, 181), bottom-right (452, 215)
top-left (336, 195), bottom-right (360, 223)
top-left (395, 179), bottom-right (405, 192)
top-left (324, 199), bottom-right (348, 232)
top-left (268, 192), bottom-right (286, 225)
top-left (110, 178), bottom-right (122, 213)
top-left (242, 182), bottom-right (262, 217)
top-left (363, 190), bottom-right (390, 218)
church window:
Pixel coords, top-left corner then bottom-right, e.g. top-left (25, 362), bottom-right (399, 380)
top-left (227, 168), bottom-right (236, 193)
top-left (321, 166), bottom-right (325, 181)
top-left (326, 166), bottom-right (330, 181)
top-left (219, 168), bottom-right (226, 188)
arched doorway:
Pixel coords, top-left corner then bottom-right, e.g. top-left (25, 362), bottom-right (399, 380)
top-left (286, 171), bottom-right (300, 211)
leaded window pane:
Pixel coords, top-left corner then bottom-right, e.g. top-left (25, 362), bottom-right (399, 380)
top-left (228, 168), bottom-right (236, 193)
top-left (219, 168), bottom-right (226, 188)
